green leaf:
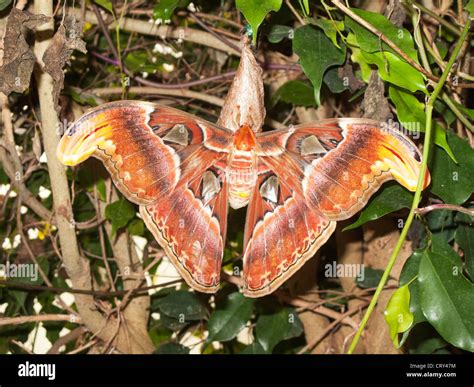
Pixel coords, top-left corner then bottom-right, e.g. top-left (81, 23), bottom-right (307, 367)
top-left (465, 0), bottom-right (474, 18)
top-left (426, 210), bottom-right (456, 243)
top-left (452, 100), bottom-right (474, 124)
top-left (323, 67), bottom-right (347, 94)
top-left (400, 250), bottom-right (425, 324)
top-left (124, 51), bottom-right (164, 74)
top-left (344, 185), bottom-right (412, 231)
top-left (311, 18), bottom-right (344, 48)
top-left (105, 199), bottom-right (136, 234)
top-left (407, 323), bottom-right (448, 354)
top-left (67, 87), bottom-right (101, 107)
top-left (268, 25), bottom-right (293, 43)
top-left (153, 0), bottom-right (189, 20)
top-left (346, 33), bottom-right (371, 83)
top-left (345, 9), bottom-right (419, 60)
top-left (207, 292), bottom-right (254, 342)
top-left (389, 86), bottom-right (455, 160)
top-left (360, 50), bottom-right (425, 93)
top-left (236, 0), bottom-right (283, 44)
top-left (156, 291), bottom-right (208, 321)
top-left (356, 267), bottom-right (384, 289)
top-left (455, 212), bottom-right (474, 280)
top-left (154, 342), bottom-right (189, 354)
top-left (384, 284), bottom-right (414, 347)
top-left (92, 0), bottom-right (113, 14)
top-left (159, 313), bottom-right (189, 332)
top-left (345, 9), bottom-right (426, 93)
top-left (271, 80), bottom-right (316, 107)
top-left (240, 341), bottom-right (267, 354)
top-left (255, 307), bottom-right (303, 352)
top-left (0, 0), bottom-right (12, 11)
top-left (127, 218), bottom-right (145, 236)
top-left (293, 25), bottom-right (346, 105)
top-left (299, 0), bottom-right (309, 16)
top-left (430, 132), bottom-right (474, 205)
top-left (418, 250), bottom-right (474, 352)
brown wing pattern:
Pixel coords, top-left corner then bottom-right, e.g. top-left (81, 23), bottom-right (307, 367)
top-left (141, 168), bottom-right (228, 292)
top-left (57, 100), bottom-right (233, 292)
top-left (243, 172), bottom-right (336, 297)
top-left (256, 118), bottom-right (430, 221)
top-left (57, 100), bottom-right (233, 206)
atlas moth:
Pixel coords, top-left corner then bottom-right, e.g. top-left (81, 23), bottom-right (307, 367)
top-left (57, 36), bottom-right (430, 297)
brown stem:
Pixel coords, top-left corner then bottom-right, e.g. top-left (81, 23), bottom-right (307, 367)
top-left (415, 203), bottom-right (474, 217)
top-left (0, 313), bottom-right (81, 326)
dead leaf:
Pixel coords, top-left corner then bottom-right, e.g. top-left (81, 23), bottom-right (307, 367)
top-left (42, 16), bottom-right (87, 114)
top-left (0, 8), bottom-right (49, 95)
top-left (361, 71), bottom-right (392, 122)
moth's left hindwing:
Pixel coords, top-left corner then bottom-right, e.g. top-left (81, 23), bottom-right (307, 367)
top-left (57, 100), bottom-right (233, 292)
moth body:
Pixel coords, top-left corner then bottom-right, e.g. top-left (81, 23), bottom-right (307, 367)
top-left (227, 125), bottom-right (258, 209)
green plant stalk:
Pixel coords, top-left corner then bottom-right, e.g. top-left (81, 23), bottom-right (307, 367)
top-left (405, 0), bottom-right (462, 37)
top-left (347, 19), bottom-right (471, 354)
top-left (441, 93), bottom-right (474, 133)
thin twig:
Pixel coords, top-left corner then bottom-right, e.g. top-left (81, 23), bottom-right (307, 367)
top-left (0, 313), bottom-right (81, 327)
top-left (415, 203), bottom-right (474, 217)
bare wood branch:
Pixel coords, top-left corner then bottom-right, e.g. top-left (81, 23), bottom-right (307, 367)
top-left (66, 8), bottom-right (240, 56)
top-left (0, 313), bottom-right (81, 326)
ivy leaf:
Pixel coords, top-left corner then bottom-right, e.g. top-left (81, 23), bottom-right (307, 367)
top-left (345, 9), bottom-right (426, 93)
top-left (293, 25), bottom-right (346, 105)
top-left (236, 0), bottom-right (283, 44)
top-left (343, 185), bottom-right (412, 231)
top-left (156, 291), bottom-right (208, 321)
top-left (311, 18), bottom-right (344, 48)
top-left (360, 50), bottom-right (425, 93)
top-left (271, 80), bottom-right (316, 107)
top-left (323, 67), bottom-right (347, 93)
top-left (207, 292), bottom-right (254, 342)
top-left (346, 33), bottom-right (371, 82)
top-left (455, 212), bottom-right (474, 280)
top-left (418, 249), bottom-right (474, 352)
top-left (345, 9), bottom-right (419, 60)
top-left (430, 132), bottom-right (474, 205)
top-left (268, 25), bottom-right (293, 43)
top-left (255, 307), bottom-right (303, 352)
top-left (105, 199), bottom-right (136, 234)
top-left (389, 86), bottom-right (455, 160)
top-left (384, 284), bottom-right (414, 348)
top-left (153, 0), bottom-right (189, 20)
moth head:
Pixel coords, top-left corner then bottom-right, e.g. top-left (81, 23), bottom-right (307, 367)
top-left (234, 124), bottom-right (257, 151)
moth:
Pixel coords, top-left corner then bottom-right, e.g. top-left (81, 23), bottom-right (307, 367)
top-left (57, 39), bottom-right (430, 297)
